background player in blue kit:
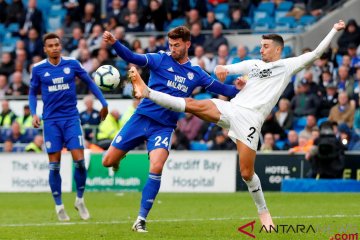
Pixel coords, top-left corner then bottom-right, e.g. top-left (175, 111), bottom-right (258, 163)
top-left (29, 33), bottom-right (108, 221)
top-left (102, 26), bottom-right (246, 232)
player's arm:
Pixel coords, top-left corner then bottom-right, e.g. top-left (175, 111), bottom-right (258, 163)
top-left (103, 31), bottom-right (148, 67)
top-left (76, 63), bottom-right (109, 121)
top-left (286, 20), bottom-right (345, 74)
top-left (28, 69), bottom-right (41, 128)
top-left (215, 60), bottom-right (256, 81)
top-left (205, 79), bottom-right (239, 98)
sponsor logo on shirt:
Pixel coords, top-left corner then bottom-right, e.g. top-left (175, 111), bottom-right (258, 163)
top-left (248, 67), bottom-right (272, 79)
top-left (167, 75), bottom-right (188, 93)
top-left (48, 77), bottom-right (70, 92)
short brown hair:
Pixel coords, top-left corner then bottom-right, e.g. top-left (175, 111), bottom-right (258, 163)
top-left (42, 33), bottom-right (60, 45)
top-left (167, 26), bottom-right (191, 42)
top-left (262, 34), bottom-right (284, 49)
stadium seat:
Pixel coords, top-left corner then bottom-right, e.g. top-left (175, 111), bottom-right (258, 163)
top-left (115, 59), bottom-right (128, 76)
top-left (253, 17), bottom-right (275, 31)
top-left (298, 15), bottom-right (316, 28)
top-left (165, 18), bottom-right (186, 31)
top-left (249, 45), bottom-right (261, 59)
top-left (254, 2), bottom-right (275, 23)
top-left (292, 117), bottom-right (307, 133)
top-left (281, 46), bottom-right (293, 58)
top-left (277, 1), bottom-right (293, 11)
top-left (275, 139), bottom-right (286, 150)
top-left (276, 16), bottom-right (297, 30)
top-left (6, 23), bottom-right (19, 33)
top-left (47, 16), bottom-right (62, 32)
top-left (1, 37), bottom-right (18, 53)
top-left (190, 141), bottom-right (209, 151)
top-left (0, 24), bottom-right (5, 41)
top-left (214, 3), bottom-right (229, 15)
top-left (275, 10), bottom-right (289, 23)
top-left (317, 117), bottom-right (328, 126)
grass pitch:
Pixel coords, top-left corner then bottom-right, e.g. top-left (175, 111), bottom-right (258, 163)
top-left (0, 192), bottom-right (359, 240)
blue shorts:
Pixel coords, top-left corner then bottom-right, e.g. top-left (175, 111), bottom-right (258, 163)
top-left (111, 113), bottom-right (174, 152)
top-left (43, 118), bottom-right (84, 153)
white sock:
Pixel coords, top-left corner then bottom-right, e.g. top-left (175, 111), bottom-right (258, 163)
top-left (243, 173), bottom-right (268, 213)
top-left (148, 89), bottom-right (186, 112)
top-left (137, 216), bottom-right (146, 221)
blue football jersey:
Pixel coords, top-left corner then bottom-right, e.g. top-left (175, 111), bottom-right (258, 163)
top-left (29, 57), bottom-right (105, 121)
top-left (136, 51), bottom-right (214, 128)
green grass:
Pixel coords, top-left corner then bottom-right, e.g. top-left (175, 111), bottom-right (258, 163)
top-left (0, 192), bottom-right (359, 239)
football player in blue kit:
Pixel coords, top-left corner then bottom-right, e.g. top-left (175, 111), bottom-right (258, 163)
top-left (29, 33), bottom-right (108, 221)
top-left (102, 26), bottom-right (245, 232)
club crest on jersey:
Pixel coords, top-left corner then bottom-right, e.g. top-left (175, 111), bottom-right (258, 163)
top-left (63, 67), bottom-right (71, 74)
top-left (187, 72), bottom-right (194, 80)
top-left (46, 141), bottom-right (51, 149)
top-left (115, 136), bottom-right (122, 143)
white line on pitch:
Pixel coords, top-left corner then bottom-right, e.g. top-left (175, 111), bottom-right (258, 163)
top-left (1, 214), bottom-right (360, 228)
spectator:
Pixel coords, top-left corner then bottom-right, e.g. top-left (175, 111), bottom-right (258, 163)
top-left (0, 52), bottom-right (15, 77)
top-left (19, 0), bottom-right (43, 38)
top-left (289, 131), bottom-right (313, 154)
top-left (143, 0), bottom-right (167, 32)
top-left (203, 23), bottom-right (228, 57)
top-left (24, 28), bottom-right (43, 61)
top-left (335, 65), bottom-right (355, 99)
top-left (209, 44), bottom-right (234, 71)
top-left (229, 0), bottom-right (250, 15)
top-left (307, 0), bottom-right (331, 17)
top-left (353, 97), bottom-right (360, 135)
top-left (0, 0), bottom-right (8, 23)
top-left (299, 114), bottom-right (317, 140)
top-left (81, 2), bottom-right (100, 38)
top-left (16, 104), bottom-right (33, 134)
top-left (261, 111), bottom-right (286, 140)
top-left (291, 79), bottom-right (320, 117)
top-left (347, 43), bottom-right (360, 70)
top-left (318, 82), bottom-right (338, 118)
top-left (229, 8), bottom-right (250, 30)
top-left (63, 0), bottom-right (81, 22)
top-left (145, 36), bottom-right (161, 53)
top-left (3, 140), bottom-right (14, 152)
top-left (120, 0), bottom-right (144, 27)
top-left (203, 11), bottom-right (225, 30)
top-left (353, 68), bottom-right (360, 102)
top-left (328, 92), bottom-right (355, 128)
top-left (5, 0), bottom-right (23, 26)
top-left (96, 48), bottom-right (115, 67)
top-left (0, 100), bottom-right (17, 127)
top-left (80, 95), bottom-right (101, 141)
top-left (232, 44), bottom-right (251, 64)
top-left (0, 75), bottom-right (9, 98)
top-left (171, 129), bottom-right (189, 150)
top-left (318, 70), bottom-right (334, 95)
top-left (119, 98), bottom-right (140, 130)
top-left (178, 112), bottom-right (203, 141)
top-left (6, 121), bottom-right (28, 143)
top-left (338, 123), bottom-right (360, 151)
top-left (25, 134), bottom-right (44, 152)
top-left (126, 13), bottom-right (144, 32)
top-left (87, 24), bottom-right (103, 52)
top-left (211, 130), bottom-right (236, 150)
top-left (189, 23), bottom-right (206, 56)
top-left (96, 110), bottom-right (120, 149)
top-left (190, 46), bottom-right (212, 73)
top-left (260, 133), bottom-right (279, 152)
top-left (337, 19), bottom-right (360, 55)
top-left (283, 130), bottom-right (299, 150)
top-left (131, 39), bottom-right (143, 52)
top-left (286, 0), bottom-right (306, 20)
top-left (6, 71), bottom-right (29, 96)
top-left (107, 0), bottom-right (124, 26)
top-left (275, 98), bottom-right (294, 130)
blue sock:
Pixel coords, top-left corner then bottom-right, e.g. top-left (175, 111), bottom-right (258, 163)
top-left (74, 159), bottom-right (87, 198)
top-left (139, 173), bottom-right (161, 220)
top-left (49, 162), bottom-right (62, 205)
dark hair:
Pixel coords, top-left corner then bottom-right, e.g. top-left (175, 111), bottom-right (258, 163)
top-left (42, 33), bottom-right (60, 45)
top-left (262, 34), bottom-right (284, 49)
top-left (168, 26), bottom-right (191, 42)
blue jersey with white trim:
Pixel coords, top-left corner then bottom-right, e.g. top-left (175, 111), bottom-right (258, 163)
top-left (30, 57), bottom-right (101, 121)
top-left (137, 51), bottom-right (214, 128)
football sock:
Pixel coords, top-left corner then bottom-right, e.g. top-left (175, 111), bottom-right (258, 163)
top-left (243, 173), bottom-right (268, 213)
top-left (148, 89), bottom-right (186, 112)
top-left (74, 159), bottom-right (87, 198)
top-left (138, 173), bottom-right (162, 220)
top-left (49, 162), bottom-right (62, 205)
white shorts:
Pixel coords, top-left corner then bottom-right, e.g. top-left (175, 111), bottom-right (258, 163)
top-left (210, 99), bottom-right (264, 151)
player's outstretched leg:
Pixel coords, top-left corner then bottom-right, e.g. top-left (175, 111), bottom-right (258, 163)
top-left (128, 66), bottom-right (149, 99)
top-left (74, 159), bottom-right (90, 220)
top-left (128, 67), bottom-right (186, 112)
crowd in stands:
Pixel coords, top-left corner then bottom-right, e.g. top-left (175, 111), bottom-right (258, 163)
top-left (1, 0), bottom-right (360, 154)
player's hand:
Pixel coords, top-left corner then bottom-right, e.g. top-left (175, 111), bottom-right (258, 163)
top-left (215, 65), bottom-right (229, 82)
top-left (333, 20), bottom-right (345, 31)
top-left (100, 106), bottom-right (108, 121)
top-left (234, 75), bottom-right (248, 90)
top-left (103, 31), bottom-right (116, 45)
top-left (32, 115), bottom-right (41, 128)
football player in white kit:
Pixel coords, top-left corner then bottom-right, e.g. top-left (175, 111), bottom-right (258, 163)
top-left (128, 20), bottom-right (345, 230)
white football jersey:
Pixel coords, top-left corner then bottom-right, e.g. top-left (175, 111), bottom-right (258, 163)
top-left (224, 28), bottom-right (338, 120)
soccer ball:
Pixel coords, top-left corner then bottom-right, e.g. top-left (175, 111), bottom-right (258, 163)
top-left (94, 65), bottom-right (120, 91)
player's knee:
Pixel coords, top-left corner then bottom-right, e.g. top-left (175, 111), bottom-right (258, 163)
top-left (150, 161), bottom-right (165, 174)
top-left (241, 169), bottom-right (254, 181)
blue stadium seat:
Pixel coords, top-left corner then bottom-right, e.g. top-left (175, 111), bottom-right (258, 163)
top-left (46, 16), bottom-right (63, 32)
top-left (1, 37), bottom-right (18, 53)
top-left (257, 2), bottom-right (275, 15)
top-left (275, 139), bottom-right (286, 150)
top-left (281, 46), bottom-right (293, 58)
top-left (219, 17), bottom-right (231, 29)
top-left (253, 17), bottom-right (275, 31)
top-left (214, 3), bottom-right (229, 14)
top-left (0, 24), bottom-right (5, 41)
top-left (6, 23), bottom-right (19, 33)
top-left (275, 10), bottom-right (288, 23)
top-left (317, 117), bottom-right (328, 126)
top-left (298, 15), bottom-right (316, 28)
top-left (115, 59), bottom-right (128, 76)
top-left (190, 141), bottom-right (209, 151)
top-left (277, 1), bottom-right (293, 11)
top-left (165, 18), bottom-right (186, 31)
top-left (249, 45), bottom-right (261, 59)
top-left (293, 117), bottom-right (307, 132)
top-left (276, 16), bottom-right (297, 30)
